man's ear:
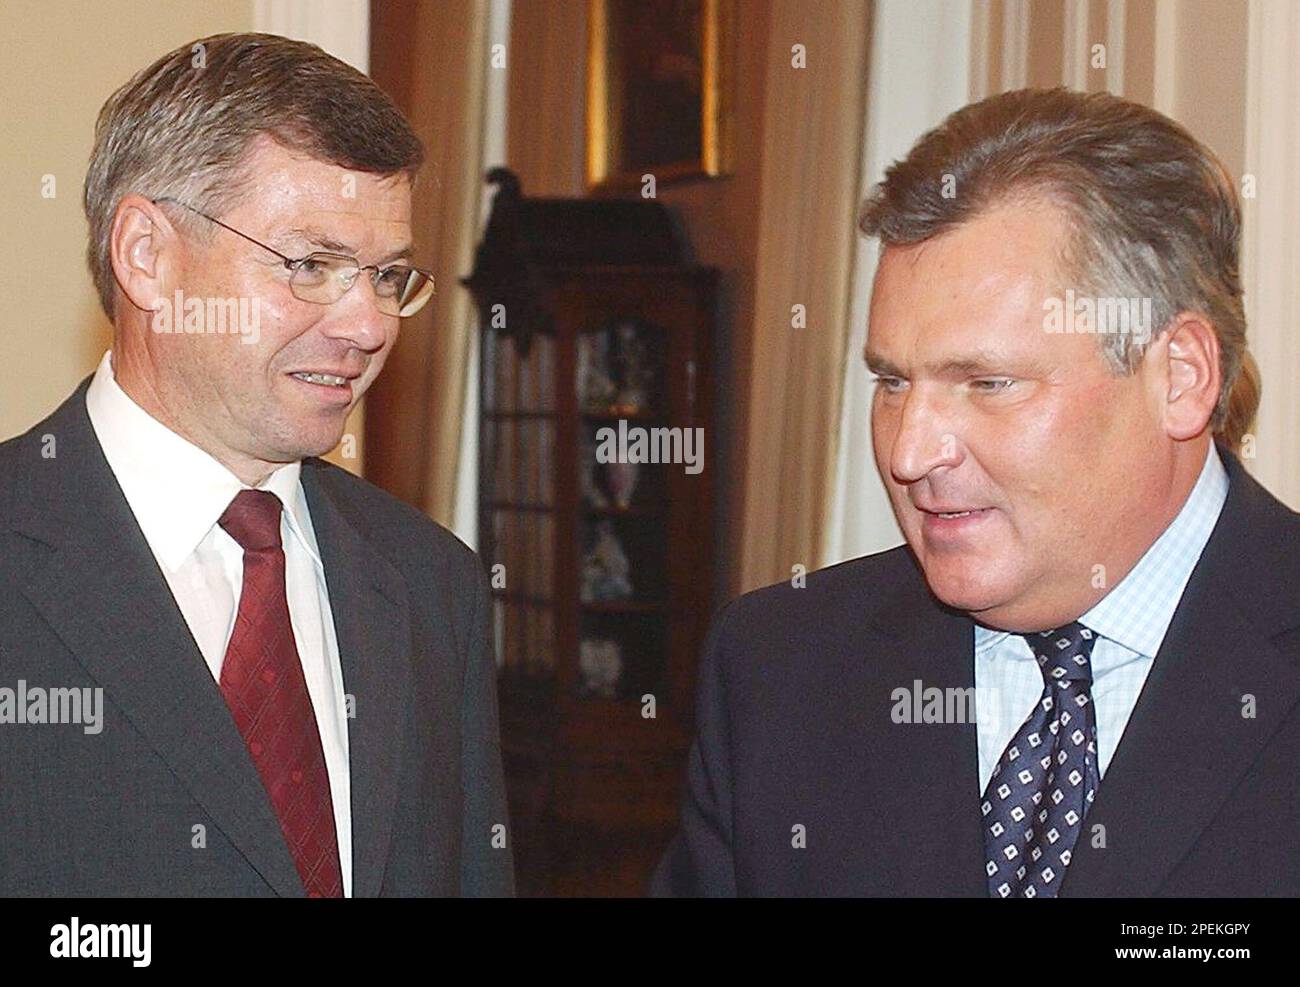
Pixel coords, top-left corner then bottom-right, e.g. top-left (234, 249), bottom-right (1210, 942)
top-left (1152, 313), bottom-right (1221, 440)
top-left (108, 194), bottom-right (178, 314)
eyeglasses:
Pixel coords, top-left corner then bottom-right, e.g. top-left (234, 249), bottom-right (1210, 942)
top-left (151, 197), bottom-right (435, 317)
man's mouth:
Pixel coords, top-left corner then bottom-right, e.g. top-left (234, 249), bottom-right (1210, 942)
top-left (916, 505), bottom-right (996, 534)
top-left (290, 371), bottom-right (351, 387)
top-left (286, 369), bottom-right (360, 405)
top-left (917, 504), bottom-right (992, 517)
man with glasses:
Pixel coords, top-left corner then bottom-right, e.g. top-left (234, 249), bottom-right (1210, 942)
top-left (0, 33), bottom-right (512, 897)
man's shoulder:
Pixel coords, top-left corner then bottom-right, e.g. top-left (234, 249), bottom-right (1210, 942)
top-left (696, 547), bottom-right (948, 723)
top-left (0, 408), bottom-right (68, 526)
top-left (715, 544), bottom-right (926, 647)
top-left (300, 457), bottom-right (479, 575)
top-left (0, 377), bottom-right (103, 518)
top-left (0, 430), bottom-right (20, 522)
top-left (0, 427), bottom-right (23, 472)
top-left (1207, 449), bottom-right (1300, 629)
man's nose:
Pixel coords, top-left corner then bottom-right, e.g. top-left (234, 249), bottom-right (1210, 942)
top-left (320, 273), bottom-right (394, 351)
top-left (889, 385), bottom-right (962, 485)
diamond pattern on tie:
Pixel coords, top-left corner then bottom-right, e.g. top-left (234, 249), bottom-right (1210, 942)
top-left (981, 622), bottom-right (1099, 898)
top-left (219, 489), bottom-right (343, 898)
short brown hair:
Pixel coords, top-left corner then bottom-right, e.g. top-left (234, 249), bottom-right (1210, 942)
top-left (84, 32), bottom-right (424, 319)
top-left (860, 87), bottom-right (1258, 445)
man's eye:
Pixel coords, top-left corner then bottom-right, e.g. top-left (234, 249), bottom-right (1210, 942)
top-left (871, 375), bottom-right (906, 393)
top-left (376, 266), bottom-right (409, 291)
top-left (971, 378), bottom-right (1016, 393)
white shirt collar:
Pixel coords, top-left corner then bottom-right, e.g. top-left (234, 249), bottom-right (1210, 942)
top-left (84, 350), bottom-right (323, 573)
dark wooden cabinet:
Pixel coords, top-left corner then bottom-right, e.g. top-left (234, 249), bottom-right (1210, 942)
top-left (464, 170), bottom-right (716, 895)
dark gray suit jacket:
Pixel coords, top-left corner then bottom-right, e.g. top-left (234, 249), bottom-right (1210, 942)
top-left (0, 380), bottom-right (514, 896)
top-left (653, 444), bottom-right (1300, 896)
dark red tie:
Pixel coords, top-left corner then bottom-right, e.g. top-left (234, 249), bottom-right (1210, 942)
top-left (218, 489), bottom-right (343, 898)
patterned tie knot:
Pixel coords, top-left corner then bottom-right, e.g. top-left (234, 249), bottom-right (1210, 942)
top-left (1023, 621), bottom-right (1096, 687)
top-left (219, 489), bottom-right (284, 552)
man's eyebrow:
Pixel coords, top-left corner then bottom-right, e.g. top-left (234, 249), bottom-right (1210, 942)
top-left (278, 227), bottom-right (416, 265)
top-left (377, 244), bottom-right (416, 265)
top-left (278, 227), bottom-right (351, 253)
top-left (864, 350), bottom-right (905, 376)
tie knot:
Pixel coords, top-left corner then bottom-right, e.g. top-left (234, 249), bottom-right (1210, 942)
top-left (1022, 621), bottom-right (1096, 686)
top-left (219, 489), bottom-right (284, 552)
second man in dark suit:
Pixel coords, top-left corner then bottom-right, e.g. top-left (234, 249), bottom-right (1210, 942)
top-left (654, 88), bottom-right (1296, 897)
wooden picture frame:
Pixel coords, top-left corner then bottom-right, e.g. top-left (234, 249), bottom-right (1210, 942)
top-left (586, 0), bottom-right (732, 190)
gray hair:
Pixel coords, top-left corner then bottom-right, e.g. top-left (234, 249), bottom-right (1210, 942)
top-left (860, 87), bottom-right (1258, 445)
top-left (84, 32), bottom-right (423, 320)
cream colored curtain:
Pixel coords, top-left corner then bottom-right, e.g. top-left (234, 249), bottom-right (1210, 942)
top-left (735, 0), bottom-right (873, 592)
top-left (505, 0), bottom-right (588, 198)
top-left (1240, 0), bottom-right (1300, 509)
top-left (365, 0), bottom-right (491, 526)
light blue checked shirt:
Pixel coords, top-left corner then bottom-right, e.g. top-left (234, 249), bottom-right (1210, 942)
top-left (974, 442), bottom-right (1229, 795)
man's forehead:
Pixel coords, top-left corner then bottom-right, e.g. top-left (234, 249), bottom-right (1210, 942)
top-left (875, 258), bottom-right (1044, 321)
top-left (872, 207), bottom-right (1064, 321)
top-left (871, 260), bottom-right (1045, 348)
top-left (256, 177), bottom-right (413, 224)
top-left (866, 252), bottom-right (1089, 373)
top-left (235, 136), bottom-right (413, 222)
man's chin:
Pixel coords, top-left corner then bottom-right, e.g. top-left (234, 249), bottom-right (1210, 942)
top-left (269, 428), bottom-right (347, 463)
top-left (920, 564), bottom-right (1017, 615)
top-left (921, 572), bottom-right (1064, 632)
top-left (301, 434), bottom-right (347, 460)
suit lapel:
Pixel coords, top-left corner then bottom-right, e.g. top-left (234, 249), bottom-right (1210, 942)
top-left (864, 560), bottom-right (988, 896)
top-left (300, 460), bottom-right (413, 898)
top-left (1062, 448), bottom-right (1300, 895)
top-left (13, 383), bottom-right (305, 896)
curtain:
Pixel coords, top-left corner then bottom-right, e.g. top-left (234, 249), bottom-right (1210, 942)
top-left (734, 0), bottom-right (873, 592)
top-left (365, 0), bottom-right (491, 528)
top-left (1242, 0), bottom-right (1300, 509)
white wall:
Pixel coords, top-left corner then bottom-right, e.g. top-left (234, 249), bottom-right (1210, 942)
top-left (0, 0), bottom-right (256, 441)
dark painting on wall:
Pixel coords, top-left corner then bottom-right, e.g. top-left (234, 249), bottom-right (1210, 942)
top-left (586, 0), bottom-right (731, 189)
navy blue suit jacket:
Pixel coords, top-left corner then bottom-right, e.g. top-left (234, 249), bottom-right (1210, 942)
top-left (652, 446), bottom-right (1300, 896)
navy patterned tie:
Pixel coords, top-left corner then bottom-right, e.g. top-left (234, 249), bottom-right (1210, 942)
top-left (982, 622), bottom-right (1100, 898)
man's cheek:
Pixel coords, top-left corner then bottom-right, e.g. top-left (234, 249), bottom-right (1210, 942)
top-left (870, 420), bottom-right (896, 475)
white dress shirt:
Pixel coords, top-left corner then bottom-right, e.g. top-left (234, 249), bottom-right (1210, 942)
top-left (85, 350), bottom-right (353, 896)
